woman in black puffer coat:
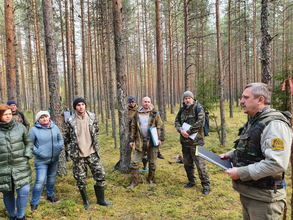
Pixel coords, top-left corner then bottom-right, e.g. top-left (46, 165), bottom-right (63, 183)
top-left (0, 104), bottom-right (33, 220)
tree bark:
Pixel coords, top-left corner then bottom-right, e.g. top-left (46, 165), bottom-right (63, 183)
top-left (228, 0), bottom-right (233, 118)
top-left (261, 0), bottom-right (271, 87)
top-left (112, 0), bottom-right (130, 173)
top-left (155, 0), bottom-right (165, 121)
top-left (106, 0), bottom-right (117, 148)
top-left (5, 0), bottom-right (17, 101)
top-left (32, 0), bottom-right (45, 110)
top-left (42, 0), bottom-right (66, 176)
top-left (183, 0), bottom-right (190, 91)
top-left (216, 0), bottom-right (226, 146)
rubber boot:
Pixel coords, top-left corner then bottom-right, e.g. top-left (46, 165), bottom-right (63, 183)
top-left (142, 157), bottom-right (148, 170)
top-left (94, 185), bottom-right (113, 206)
top-left (148, 169), bottom-right (156, 187)
top-left (128, 169), bottom-right (139, 188)
top-left (157, 149), bottom-right (164, 159)
top-left (79, 188), bottom-right (90, 210)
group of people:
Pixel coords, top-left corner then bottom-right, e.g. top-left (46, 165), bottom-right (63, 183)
top-left (0, 98), bottom-right (112, 220)
top-left (0, 82), bottom-right (292, 220)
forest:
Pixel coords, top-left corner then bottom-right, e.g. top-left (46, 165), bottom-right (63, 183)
top-left (1, 0), bottom-right (293, 219)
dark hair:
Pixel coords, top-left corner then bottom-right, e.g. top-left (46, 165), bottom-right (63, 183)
top-left (0, 104), bottom-right (12, 122)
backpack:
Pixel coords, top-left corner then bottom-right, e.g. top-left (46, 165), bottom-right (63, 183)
top-left (178, 103), bottom-right (210, 136)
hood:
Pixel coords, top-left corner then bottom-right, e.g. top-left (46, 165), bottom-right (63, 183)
top-left (138, 104), bottom-right (154, 113)
top-left (34, 120), bottom-right (56, 129)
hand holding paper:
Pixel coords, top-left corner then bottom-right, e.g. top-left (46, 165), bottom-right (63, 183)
top-left (182, 122), bottom-right (198, 140)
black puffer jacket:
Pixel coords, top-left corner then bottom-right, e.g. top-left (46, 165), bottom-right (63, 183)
top-left (0, 119), bottom-right (33, 192)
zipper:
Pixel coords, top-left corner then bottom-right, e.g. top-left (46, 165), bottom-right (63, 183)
top-left (50, 128), bottom-right (53, 164)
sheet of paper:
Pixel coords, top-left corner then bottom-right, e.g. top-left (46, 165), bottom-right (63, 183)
top-left (64, 111), bottom-right (71, 122)
top-left (149, 127), bottom-right (159, 146)
top-left (182, 122), bottom-right (197, 140)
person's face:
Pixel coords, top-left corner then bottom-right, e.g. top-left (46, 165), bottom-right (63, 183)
top-left (129, 101), bottom-right (136, 107)
top-left (9, 104), bottom-right (17, 112)
top-left (240, 87), bottom-right (262, 116)
top-left (1, 109), bottom-right (13, 122)
top-left (183, 96), bottom-right (193, 106)
top-left (141, 98), bottom-right (151, 110)
top-left (39, 115), bottom-right (50, 125)
top-left (76, 102), bottom-right (86, 115)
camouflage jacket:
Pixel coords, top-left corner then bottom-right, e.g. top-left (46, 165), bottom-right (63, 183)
top-left (130, 106), bottom-right (164, 151)
top-left (13, 110), bottom-right (30, 131)
top-left (64, 111), bottom-right (100, 158)
top-left (175, 100), bottom-right (205, 146)
top-left (128, 104), bottom-right (139, 133)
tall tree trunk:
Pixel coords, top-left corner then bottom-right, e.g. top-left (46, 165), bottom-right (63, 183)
top-left (5, 0), bottom-right (17, 101)
top-left (70, 0), bottom-right (77, 97)
top-left (65, 0), bottom-right (72, 109)
top-left (137, 0), bottom-right (143, 100)
top-left (261, 0), bottom-right (271, 87)
top-left (59, 0), bottom-right (68, 106)
top-left (183, 0), bottom-right (190, 91)
top-left (100, 1), bottom-right (109, 135)
top-left (105, 0), bottom-right (117, 148)
top-left (244, 1), bottom-right (250, 84)
top-left (155, 0), bottom-right (164, 120)
top-left (80, 0), bottom-right (86, 100)
top-left (216, 0), bottom-right (226, 145)
top-left (168, 0), bottom-right (174, 114)
top-left (17, 26), bottom-right (27, 110)
top-left (228, 0), bottom-right (233, 118)
top-left (113, 0), bottom-right (130, 173)
top-left (32, 0), bottom-right (45, 110)
top-left (42, 0), bottom-right (66, 176)
top-left (87, 1), bottom-right (93, 112)
top-left (253, 0), bottom-right (257, 82)
top-left (27, 14), bottom-right (36, 121)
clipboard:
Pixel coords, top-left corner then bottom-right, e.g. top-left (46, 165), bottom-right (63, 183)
top-left (197, 146), bottom-right (233, 170)
top-left (149, 127), bottom-right (159, 146)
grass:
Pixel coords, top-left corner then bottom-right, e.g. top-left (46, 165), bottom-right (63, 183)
top-left (0, 104), bottom-right (291, 219)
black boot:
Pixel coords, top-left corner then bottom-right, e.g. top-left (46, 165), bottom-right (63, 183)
top-left (142, 156), bottom-right (148, 170)
top-left (94, 185), bottom-right (113, 206)
top-left (157, 149), bottom-right (164, 159)
top-left (16, 217), bottom-right (26, 220)
top-left (79, 188), bottom-right (90, 210)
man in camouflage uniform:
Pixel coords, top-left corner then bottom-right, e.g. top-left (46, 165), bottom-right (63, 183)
top-left (7, 100), bottom-right (30, 130)
top-left (221, 83), bottom-right (293, 220)
top-left (128, 97), bottom-right (165, 188)
top-left (175, 91), bottom-right (210, 195)
top-left (64, 97), bottom-right (112, 210)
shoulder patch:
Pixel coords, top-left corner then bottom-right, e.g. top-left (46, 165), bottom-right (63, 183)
top-left (271, 138), bottom-right (285, 150)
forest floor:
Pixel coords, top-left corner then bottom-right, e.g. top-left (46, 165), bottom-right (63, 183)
top-left (0, 104), bottom-right (292, 220)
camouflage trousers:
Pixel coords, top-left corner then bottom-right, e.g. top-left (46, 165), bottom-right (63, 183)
top-left (130, 142), bottom-right (158, 170)
top-left (72, 152), bottom-right (105, 189)
top-left (182, 145), bottom-right (210, 189)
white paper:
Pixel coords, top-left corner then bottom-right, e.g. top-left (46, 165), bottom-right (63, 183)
top-left (149, 127), bottom-right (159, 146)
top-left (182, 122), bottom-right (197, 140)
top-left (64, 111), bottom-right (71, 122)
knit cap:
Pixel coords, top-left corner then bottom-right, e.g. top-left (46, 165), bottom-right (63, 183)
top-left (73, 97), bottom-right (86, 110)
top-left (36, 111), bottom-right (50, 121)
top-left (182, 91), bottom-right (194, 100)
top-left (7, 100), bottom-right (17, 106)
top-left (128, 95), bottom-right (136, 103)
